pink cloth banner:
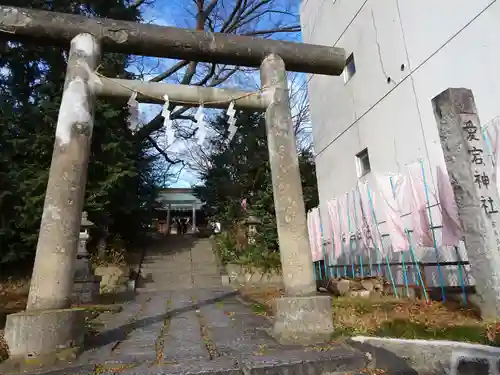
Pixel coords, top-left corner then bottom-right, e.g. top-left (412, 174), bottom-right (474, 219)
top-left (484, 119), bottom-right (500, 200)
top-left (375, 173), bottom-right (409, 252)
top-left (366, 183), bottom-right (387, 255)
top-left (437, 165), bottom-right (463, 247)
top-left (307, 207), bottom-right (323, 262)
top-left (357, 181), bottom-right (384, 254)
top-left (338, 194), bottom-right (350, 247)
top-left (350, 187), bottom-right (370, 254)
top-left (353, 188), bottom-right (367, 250)
top-left (407, 163), bottom-right (434, 247)
top-left (326, 198), bottom-right (343, 259)
top-left (339, 192), bottom-right (352, 246)
top-left (347, 190), bottom-right (357, 236)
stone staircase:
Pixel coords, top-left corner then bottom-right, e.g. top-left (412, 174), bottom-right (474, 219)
top-left (136, 235), bottom-right (221, 292)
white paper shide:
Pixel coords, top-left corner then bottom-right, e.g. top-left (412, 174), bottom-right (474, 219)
top-left (227, 101), bottom-right (237, 142)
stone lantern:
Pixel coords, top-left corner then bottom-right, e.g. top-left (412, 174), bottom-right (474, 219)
top-left (244, 215), bottom-right (261, 245)
top-left (72, 211), bottom-right (102, 304)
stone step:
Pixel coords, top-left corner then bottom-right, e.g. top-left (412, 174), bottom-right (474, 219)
top-left (161, 310), bottom-right (209, 362)
top-left (192, 276), bottom-right (220, 281)
top-left (137, 274), bottom-right (189, 280)
top-left (140, 281), bottom-right (192, 288)
top-left (140, 268), bottom-right (192, 274)
top-left (140, 265), bottom-right (191, 271)
top-left (136, 287), bottom-right (196, 293)
top-left (141, 263), bottom-right (190, 267)
top-left (140, 262), bottom-right (191, 268)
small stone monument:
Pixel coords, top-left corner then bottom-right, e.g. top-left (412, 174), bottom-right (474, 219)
top-left (244, 214), bottom-right (261, 245)
top-left (432, 88), bottom-right (500, 319)
top-left (72, 211), bottom-right (102, 304)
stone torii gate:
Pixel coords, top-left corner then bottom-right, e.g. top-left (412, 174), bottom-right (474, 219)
top-left (0, 6), bottom-right (345, 358)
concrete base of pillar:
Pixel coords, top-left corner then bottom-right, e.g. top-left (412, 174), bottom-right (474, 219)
top-left (272, 295), bottom-right (334, 345)
top-left (4, 308), bottom-right (85, 358)
top-left (72, 275), bottom-right (102, 304)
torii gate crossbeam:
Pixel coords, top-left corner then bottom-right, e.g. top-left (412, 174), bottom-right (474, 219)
top-left (0, 6), bottom-right (344, 75)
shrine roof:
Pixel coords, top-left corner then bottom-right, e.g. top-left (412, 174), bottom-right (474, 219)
top-left (156, 188), bottom-right (203, 210)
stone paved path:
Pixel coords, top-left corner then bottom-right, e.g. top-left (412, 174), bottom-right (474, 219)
top-left (6, 236), bottom-right (377, 375)
top-left (136, 236), bottom-right (222, 292)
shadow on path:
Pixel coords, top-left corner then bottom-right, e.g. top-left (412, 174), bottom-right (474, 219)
top-left (133, 234), bottom-right (199, 289)
top-left (140, 234), bottom-right (198, 259)
top-left (85, 290), bottom-right (237, 350)
top-left (349, 340), bottom-right (419, 375)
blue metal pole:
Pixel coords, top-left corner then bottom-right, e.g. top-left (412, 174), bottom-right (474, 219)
top-left (318, 207), bottom-right (330, 278)
top-left (454, 246), bottom-right (467, 306)
top-left (389, 175), bottom-right (410, 297)
top-left (346, 192), bottom-right (356, 278)
top-left (406, 230), bottom-right (430, 302)
top-left (329, 226), bottom-right (337, 279)
top-left (419, 159), bottom-right (446, 301)
top-left (352, 188), bottom-right (366, 278)
top-left (366, 185), bottom-right (399, 297)
top-left (337, 201), bottom-right (348, 277)
top-left (327, 202), bottom-right (340, 278)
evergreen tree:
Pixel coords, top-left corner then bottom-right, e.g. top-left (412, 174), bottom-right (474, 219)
top-left (0, 0), bottom-right (157, 267)
top-left (193, 112), bottom-right (318, 256)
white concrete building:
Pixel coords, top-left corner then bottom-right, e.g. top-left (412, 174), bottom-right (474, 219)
top-left (300, 0), bottom-right (500, 287)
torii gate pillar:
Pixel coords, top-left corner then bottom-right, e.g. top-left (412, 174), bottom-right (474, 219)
top-left (4, 33), bottom-right (100, 359)
top-left (261, 54), bottom-right (333, 344)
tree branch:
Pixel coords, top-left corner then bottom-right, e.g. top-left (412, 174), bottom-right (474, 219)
top-left (130, 0), bottom-right (151, 10)
top-left (176, 114), bottom-right (197, 121)
top-left (181, 61), bottom-right (199, 85)
top-left (193, 63), bottom-right (217, 86)
top-left (147, 135), bottom-right (183, 164)
top-left (208, 67), bottom-right (238, 87)
top-left (131, 0), bottom-right (306, 164)
top-left (226, 0), bottom-right (271, 33)
top-left (221, 0), bottom-right (244, 32)
top-left (149, 60), bottom-right (189, 82)
top-left (242, 26), bottom-right (301, 36)
top-left (203, 0), bottom-right (218, 18)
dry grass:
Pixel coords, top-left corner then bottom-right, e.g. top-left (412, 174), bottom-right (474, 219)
top-left (338, 297), bottom-right (500, 345)
top-left (0, 332), bottom-right (8, 362)
top-left (239, 286), bottom-right (500, 346)
top-left (0, 277), bottom-right (30, 318)
top-left (239, 285), bottom-right (284, 315)
top-left (0, 277), bottom-right (30, 362)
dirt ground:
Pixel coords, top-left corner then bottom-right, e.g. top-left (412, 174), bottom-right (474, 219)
top-left (239, 285), bottom-right (500, 346)
top-left (0, 278), bottom-right (29, 361)
top-left (239, 285), bottom-right (283, 315)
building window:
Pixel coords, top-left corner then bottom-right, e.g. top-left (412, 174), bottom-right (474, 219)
top-left (356, 148), bottom-right (371, 177)
top-left (343, 53), bottom-right (356, 83)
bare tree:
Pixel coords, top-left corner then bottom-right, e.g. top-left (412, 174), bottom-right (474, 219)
top-left (180, 71), bottom-right (312, 178)
top-left (182, 141), bottom-right (214, 176)
top-left (132, 0), bottom-right (302, 166)
top-left (288, 72), bottom-right (312, 150)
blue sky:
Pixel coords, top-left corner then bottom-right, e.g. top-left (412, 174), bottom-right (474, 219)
top-left (135, 0), bottom-right (303, 188)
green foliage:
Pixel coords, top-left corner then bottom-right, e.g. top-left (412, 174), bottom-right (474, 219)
top-left (213, 229), bottom-right (281, 273)
top-left (195, 112), bottom-right (318, 272)
top-left (213, 231), bottom-right (237, 265)
top-left (0, 0), bottom-right (157, 268)
top-left (375, 319), bottom-right (500, 347)
top-left (236, 243), bottom-right (282, 274)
